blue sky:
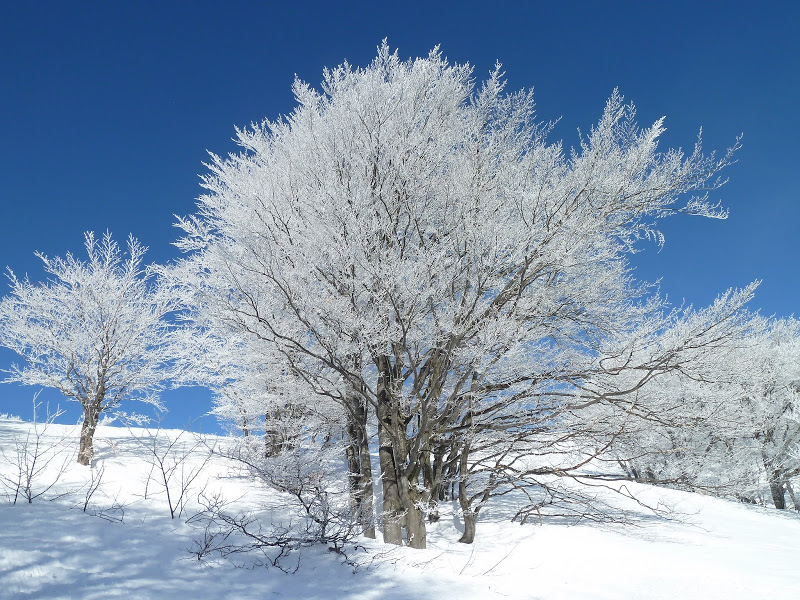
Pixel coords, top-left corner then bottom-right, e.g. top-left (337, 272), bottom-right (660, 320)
top-left (0, 1), bottom-right (797, 430)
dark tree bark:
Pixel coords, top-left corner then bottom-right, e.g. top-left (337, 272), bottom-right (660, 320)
top-left (455, 405), bottom-right (490, 544)
top-left (762, 441), bottom-right (787, 510)
top-left (345, 391), bottom-right (375, 538)
top-left (768, 470), bottom-right (786, 509)
top-left (377, 355), bottom-right (404, 545)
top-left (400, 476), bottom-right (427, 549)
top-left (78, 403), bottom-right (101, 466)
top-left (374, 352), bottom-right (430, 548)
top-left (422, 444), bottom-right (445, 522)
top-left (264, 422), bottom-right (282, 458)
top-left (459, 510), bottom-right (477, 545)
top-left (456, 436), bottom-right (476, 544)
top-left (785, 480), bottom-right (799, 511)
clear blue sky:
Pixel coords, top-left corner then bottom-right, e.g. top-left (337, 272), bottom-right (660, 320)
top-left (1, 1), bottom-right (797, 430)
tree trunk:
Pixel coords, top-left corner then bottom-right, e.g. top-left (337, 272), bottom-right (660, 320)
top-left (264, 409), bottom-right (286, 457)
top-left (455, 422), bottom-right (489, 544)
top-left (358, 433), bottom-right (376, 538)
top-left (785, 480), bottom-right (799, 511)
top-left (376, 354), bottom-right (429, 548)
top-left (345, 392), bottom-right (375, 538)
top-left (769, 471), bottom-right (786, 509)
top-left (403, 494), bottom-right (427, 549)
top-left (763, 450), bottom-right (786, 510)
top-left (457, 438), bottom-right (476, 543)
top-left (423, 445), bottom-right (444, 522)
top-left (377, 355), bottom-right (403, 545)
top-left (346, 438), bottom-right (360, 502)
top-left (78, 405), bottom-right (100, 466)
top-left (459, 510), bottom-right (477, 544)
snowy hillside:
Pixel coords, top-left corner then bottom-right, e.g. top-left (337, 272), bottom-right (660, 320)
top-left (1, 419), bottom-right (799, 599)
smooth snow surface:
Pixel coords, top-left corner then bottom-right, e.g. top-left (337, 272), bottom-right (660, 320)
top-left (1, 420), bottom-right (798, 599)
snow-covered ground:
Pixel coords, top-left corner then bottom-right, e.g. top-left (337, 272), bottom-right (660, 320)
top-left (1, 418), bottom-right (799, 599)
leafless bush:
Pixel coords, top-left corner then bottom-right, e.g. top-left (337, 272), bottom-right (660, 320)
top-left (0, 398), bottom-right (73, 504)
top-left (186, 442), bottom-right (362, 571)
top-left (130, 420), bottom-right (215, 519)
top-left (80, 462), bottom-right (106, 512)
top-left (85, 489), bottom-right (130, 523)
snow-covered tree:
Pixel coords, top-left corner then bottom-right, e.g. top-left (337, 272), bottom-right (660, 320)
top-left (741, 318), bottom-right (800, 508)
top-left (174, 43), bottom-right (743, 547)
top-left (0, 232), bottom-right (178, 465)
top-left (608, 314), bottom-right (800, 510)
top-left (601, 297), bottom-right (764, 495)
